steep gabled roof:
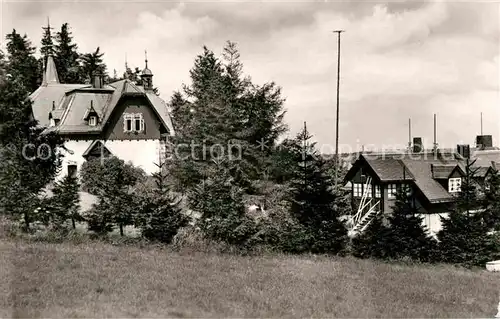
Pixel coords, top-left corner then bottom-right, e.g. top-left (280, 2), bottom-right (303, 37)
top-left (82, 140), bottom-right (113, 159)
top-left (363, 155), bottom-right (415, 182)
top-left (345, 152), bottom-right (463, 204)
top-left (34, 79), bottom-right (175, 136)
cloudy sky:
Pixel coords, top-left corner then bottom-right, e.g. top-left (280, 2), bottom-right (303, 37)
top-left (1, 0), bottom-right (499, 152)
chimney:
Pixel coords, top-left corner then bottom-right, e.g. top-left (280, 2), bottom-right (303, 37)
top-left (457, 144), bottom-right (471, 159)
top-left (92, 74), bottom-right (103, 89)
top-left (476, 135), bottom-right (493, 150)
top-left (413, 137), bottom-right (423, 153)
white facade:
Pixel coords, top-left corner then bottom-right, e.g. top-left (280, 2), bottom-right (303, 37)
top-left (418, 213), bottom-right (448, 238)
top-left (56, 139), bottom-right (162, 181)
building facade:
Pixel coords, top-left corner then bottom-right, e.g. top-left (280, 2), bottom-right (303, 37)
top-left (30, 55), bottom-right (175, 180)
top-left (343, 138), bottom-right (499, 236)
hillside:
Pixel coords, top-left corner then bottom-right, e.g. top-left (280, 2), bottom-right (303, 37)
top-left (0, 239), bottom-right (498, 318)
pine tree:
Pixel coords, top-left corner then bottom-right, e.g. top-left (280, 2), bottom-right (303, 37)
top-left (287, 123), bottom-right (347, 254)
top-left (50, 174), bottom-right (80, 229)
top-left (140, 162), bottom-right (190, 243)
top-left (5, 29), bottom-right (39, 93)
top-left (54, 23), bottom-right (81, 84)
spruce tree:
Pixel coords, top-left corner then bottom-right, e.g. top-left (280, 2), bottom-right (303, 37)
top-left (385, 189), bottom-right (437, 262)
top-left (0, 76), bottom-right (63, 230)
top-left (5, 29), bottom-right (39, 93)
top-left (79, 47), bottom-right (107, 82)
top-left (140, 162), bottom-right (189, 244)
top-left (287, 123), bottom-right (347, 254)
top-left (80, 157), bottom-right (144, 235)
top-left (54, 23), bottom-right (81, 84)
top-left (351, 213), bottom-right (391, 259)
top-left (481, 169), bottom-right (500, 232)
top-left (40, 20), bottom-right (54, 63)
top-left (188, 161), bottom-right (258, 247)
top-left (50, 174), bottom-right (80, 229)
top-left (438, 159), bottom-right (497, 266)
top-left (169, 42), bottom-right (286, 191)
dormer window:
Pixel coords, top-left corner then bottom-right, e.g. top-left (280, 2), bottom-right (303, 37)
top-left (89, 116), bottom-right (97, 126)
top-left (448, 177), bottom-right (462, 193)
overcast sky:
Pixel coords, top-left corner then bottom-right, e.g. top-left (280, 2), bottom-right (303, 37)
top-left (1, 0), bottom-right (499, 152)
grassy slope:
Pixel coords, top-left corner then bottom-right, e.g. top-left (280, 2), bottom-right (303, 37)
top-left (0, 240), bottom-right (499, 318)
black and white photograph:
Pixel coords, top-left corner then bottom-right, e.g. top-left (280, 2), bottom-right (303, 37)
top-left (0, 0), bottom-right (500, 317)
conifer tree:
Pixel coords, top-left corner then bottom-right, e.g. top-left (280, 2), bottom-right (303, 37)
top-left (351, 213), bottom-right (390, 259)
top-left (385, 189), bottom-right (437, 262)
top-left (139, 162), bottom-right (189, 243)
top-left (188, 161), bottom-right (258, 246)
top-left (40, 20), bottom-right (54, 63)
top-left (54, 23), bottom-right (81, 84)
top-left (5, 29), bottom-right (39, 93)
top-left (0, 76), bottom-right (63, 230)
top-left (169, 42), bottom-right (286, 191)
top-left (80, 157), bottom-right (144, 235)
top-left (287, 123), bottom-right (347, 254)
top-left (79, 47), bottom-right (107, 82)
top-left (438, 159), bottom-right (497, 266)
top-left (50, 174), bottom-right (80, 229)
top-left (482, 169), bottom-right (500, 231)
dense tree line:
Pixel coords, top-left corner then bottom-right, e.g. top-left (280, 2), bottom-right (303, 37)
top-left (0, 24), bottom-right (498, 268)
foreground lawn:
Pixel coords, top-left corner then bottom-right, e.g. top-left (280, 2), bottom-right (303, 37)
top-left (0, 240), bottom-right (499, 318)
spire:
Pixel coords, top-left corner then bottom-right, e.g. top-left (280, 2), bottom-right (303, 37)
top-left (42, 55), bottom-right (60, 85)
top-left (141, 49), bottom-right (153, 90)
top-left (124, 53), bottom-right (129, 80)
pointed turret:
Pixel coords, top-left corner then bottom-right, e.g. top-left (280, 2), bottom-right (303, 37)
top-left (42, 55), bottom-right (60, 85)
top-left (141, 50), bottom-right (153, 91)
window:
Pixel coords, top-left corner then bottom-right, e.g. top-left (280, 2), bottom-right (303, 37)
top-left (123, 113), bottom-right (144, 133)
top-left (388, 184), bottom-right (398, 199)
top-left (124, 113), bottom-right (133, 132)
top-left (353, 183), bottom-right (363, 197)
top-left (134, 113), bottom-right (144, 132)
top-left (448, 177), bottom-right (462, 193)
top-left (402, 184), bottom-right (412, 196)
top-left (89, 116), bottom-right (97, 126)
top-left (67, 165), bottom-right (77, 178)
top-left (365, 184), bottom-right (372, 198)
top-left (374, 185), bottom-right (381, 198)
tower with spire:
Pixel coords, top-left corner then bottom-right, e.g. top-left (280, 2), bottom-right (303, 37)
top-left (141, 50), bottom-right (153, 91)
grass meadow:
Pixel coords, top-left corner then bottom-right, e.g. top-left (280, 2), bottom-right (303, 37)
top-left (0, 238), bottom-right (499, 318)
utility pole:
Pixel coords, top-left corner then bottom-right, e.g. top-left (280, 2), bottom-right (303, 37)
top-left (333, 30), bottom-right (344, 188)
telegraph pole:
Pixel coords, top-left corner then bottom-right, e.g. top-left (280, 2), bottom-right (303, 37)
top-left (333, 30), bottom-right (344, 188)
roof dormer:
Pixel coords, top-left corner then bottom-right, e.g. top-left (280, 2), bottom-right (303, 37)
top-left (431, 164), bottom-right (465, 180)
top-left (48, 101), bottom-right (62, 127)
top-left (83, 100), bottom-right (99, 126)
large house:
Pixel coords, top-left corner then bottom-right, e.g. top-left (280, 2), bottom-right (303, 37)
top-left (30, 55), bottom-right (175, 180)
top-left (343, 136), bottom-right (500, 235)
